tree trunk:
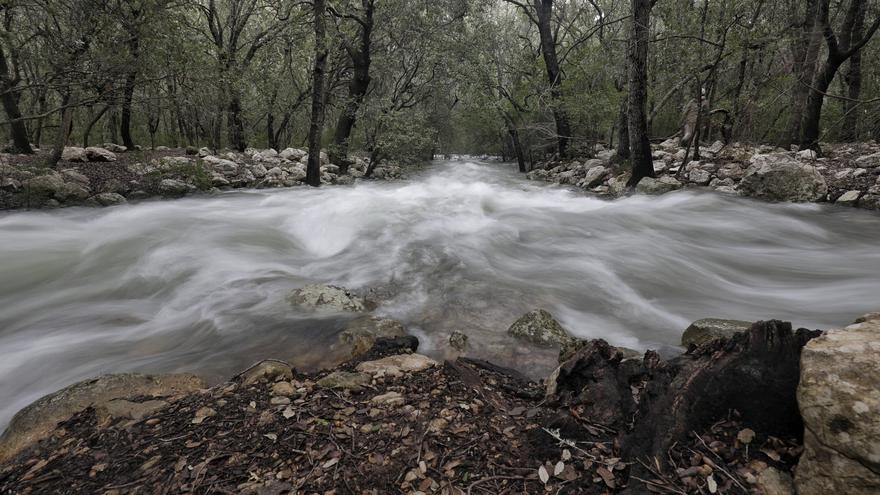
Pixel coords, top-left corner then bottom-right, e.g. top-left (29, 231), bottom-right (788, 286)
top-left (534, 0), bottom-right (571, 157)
top-left (615, 98), bottom-right (630, 161)
top-left (83, 104), bottom-right (110, 148)
top-left (506, 123), bottom-right (526, 173)
top-left (800, 59), bottom-right (842, 150)
top-left (227, 91), bottom-right (246, 152)
top-left (786, 0), bottom-right (822, 146)
top-left (120, 34), bottom-right (140, 149)
top-left (47, 92), bottom-right (74, 167)
top-left (306, 0), bottom-right (328, 187)
top-left (0, 45), bottom-right (33, 154)
top-left (626, 0), bottom-right (654, 187)
top-left (841, 10), bottom-right (865, 142)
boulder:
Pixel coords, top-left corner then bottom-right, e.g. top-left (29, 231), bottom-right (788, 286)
top-left (61, 147), bottom-right (88, 162)
top-left (239, 360), bottom-right (293, 386)
top-left (89, 192), bottom-right (127, 206)
top-left (0, 373), bottom-right (204, 462)
top-left (578, 165), bottom-right (607, 189)
top-left (797, 149), bottom-right (817, 161)
top-left (756, 467), bottom-right (796, 495)
top-left (859, 194), bottom-right (880, 210)
top-left (251, 163), bottom-right (268, 179)
top-left (203, 156), bottom-right (239, 176)
top-left (84, 147), bottom-right (117, 162)
top-left (449, 331), bottom-right (468, 351)
top-left (526, 169), bottom-right (550, 181)
top-left (681, 318), bottom-right (753, 347)
top-left (338, 316), bottom-right (407, 358)
top-left (836, 190), bottom-right (861, 206)
top-left (25, 173), bottom-right (89, 201)
top-left (738, 153), bottom-right (827, 202)
top-left (607, 173), bottom-right (631, 196)
top-left (636, 176), bottom-right (682, 195)
top-left (280, 148), bottom-right (307, 161)
top-left (688, 168), bottom-right (712, 185)
top-left (102, 143), bottom-right (127, 153)
top-left (198, 147), bottom-right (211, 158)
top-left (158, 178), bottom-right (190, 198)
top-left (854, 152), bottom-right (880, 168)
top-left (508, 309), bottom-right (574, 348)
top-left (795, 314), bottom-right (880, 495)
top-left (287, 284), bottom-right (368, 313)
top-left (355, 354), bottom-right (438, 378)
top-left (317, 371), bottom-right (370, 391)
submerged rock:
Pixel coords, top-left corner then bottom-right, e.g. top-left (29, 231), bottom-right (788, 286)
top-left (449, 330), bottom-right (468, 351)
top-left (338, 316), bottom-right (406, 357)
top-left (0, 373), bottom-right (204, 462)
top-left (738, 153), bottom-right (827, 202)
top-left (508, 309), bottom-right (574, 348)
top-left (796, 313), bottom-right (880, 495)
top-left (681, 318), bottom-right (753, 347)
top-left (287, 284), bottom-right (368, 313)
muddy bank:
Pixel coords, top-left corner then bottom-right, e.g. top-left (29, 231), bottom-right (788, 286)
top-left (1, 311), bottom-right (877, 494)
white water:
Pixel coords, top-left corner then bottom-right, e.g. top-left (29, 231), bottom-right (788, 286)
top-left (1, 160), bottom-right (880, 429)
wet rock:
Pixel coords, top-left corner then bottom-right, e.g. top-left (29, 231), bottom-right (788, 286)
top-left (607, 173), bottom-right (631, 196)
top-left (636, 176), bottom-right (682, 195)
top-left (681, 318), bottom-right (753, 347)
top-left (508, 309), bottom-right (574, 348)
top-left (158, 178), bottom-right (190, 198)
top-left (0, 373), bottom-right (204, 462)
top-left (85, 147), bottom-right (117, 162)
top-left (449, 331), bottom-right (468, 351)
top-left (738, 153), bottom-right (827, 202)
top-left (287, 284), bottom-right (368, 313)
top-left (240, 360), bottom-right (294, 386)
top-left (836, 190), bottom-right (861, 206)
top-left (356, 354), bottom-right (439, 378)
top-left (795, 314), bottom-right (880, 495)
top-left (860, 194), bottom-right (880, 210)
top-left (317, 371), bottom-right (370, 391)
top-left (61, 147), bottom-right (88, 162)
top-left (89, 192), bottom-right (127, 206)
top-left (526, 169), bottom-right (550, 181)
top-left (338, 316), bottom-right (406, 357)
top-left (578, 165), bottom-right (607, 189)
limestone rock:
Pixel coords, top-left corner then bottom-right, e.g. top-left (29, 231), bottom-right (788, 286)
top-left (85, 147), bottom-right (117, 162)
top-left (636, 176), bottom-right (682, 195)
top-left (0, 373), bottom-right (204, 462)
top-left (579, 165), bottom-right (607, 189)
top-left (158, 178), bottom-right (190, 198)
top-left (61, 147), bottom-right (88, 162)
top-left (756, 467), bottom-right (795, 495)
top-left (287, 284), bottom-right (367, 313)
top-left (240, 360), bottom-right (294, 386)
top-left (860, 194), bottom-right (880, 210)
top-left (836, 190), bottom-right (861, 206)
top-left (449, 331), bottom-right (468, 351)
top-left (203, 156), bottom-right (239, 176)
top-left (738, 153), bottom-right (827, 202)
top-left (317, 371), bottom-right (370, 391)
top-left (681, 318), bottom-right (753, 347)
top-left (688, 168), bottom-right (712, 185)
top-left (356, 354), bottom-right (438, 378)
top-left (795, 314), bottom-right (880, 495)
top-left (102, 143), bottom-right (127, 153)
top-left (371, 391), bottom-right (405, 406)
top-left (508, 309), bottom-right (574, 348)
top-left (90, 192), bottom-right (127, 206)
top-left (338, 316), bottom-right (406, 357)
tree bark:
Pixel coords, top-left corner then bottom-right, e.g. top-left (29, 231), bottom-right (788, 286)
top-left (47, 92), bottom-right (74, 167)
top-left (83, 104), bottom-right (110, 148)
top-left (306, 0), bottom-right (328, 187)
top-left (533, 0), bottom-right (571, 157)
top-left (506, 121), bottom-right (526, 173)
top-left (120, 34), bottom-right (140, 149)
top-left (626, 0), bottom-right (654, 187)
top-left (227, 91), bottom-right (246, 152)
top-left (785, 0), bottom-right (822, 146)
top-left (615, 98), bottom-right (630, 161)
top-left (0, 45), bottom-right (33, 154)
top-left (841, 10), bottom-right (865, 142)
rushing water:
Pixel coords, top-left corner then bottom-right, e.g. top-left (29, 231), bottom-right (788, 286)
top-left (2, 159), bottom-right (880, 429)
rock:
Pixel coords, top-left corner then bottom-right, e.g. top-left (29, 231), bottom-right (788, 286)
top-left (356, 354), bottom-right (438, 378)
top-left (288, 165), bottom-right (307, 182)
top-left (449, 331), bottom-right (468, 351)
top-left (797, 149), bottom-right (817, 161)
top-left (706, 140), bottom-right (725, 154)
top-left (836, 190), bottom-right (861, 206)
top-left (61, 147), bottom-right (88, 162)
top-left (709, 177), bottom-right (735, 189)
top-left (287, 284), bottom-right (368, 313)
top-left (738, 153), bottom-right (828, 202)
top-left (508, 309), bottom-right (574, 348)
top-left (99, 178), bottom-right (128, 194)
top-left (371, 391), bottom-right (405, 406)
top-left (240, 360), bottom-right (293, 386)
top-left (90, 192), bottom-right (127, 206)
top-left (60, 169), bottom-right (89, 186)
top-left (203, 156), bottom-right (239, 176)
top-left (796, 314), bottom-right (880, 495)
top-left (636, 176), bottom-right (682, 195)
top-left (854, 152), bottom-right (880, 168)
top-left (688, 168), bottom-right (712, 185)
top-left (0, 373), bottom-right (204, 462)
top-left (251, 163), bottom-right (268, 179)
top-left (102, 143), bottom-right (127, 153)
top-left (681, 318), bottom-right (753, 347)
top-left (279, 148), bottom-right (307, 161)
top-left (155, 146), bottom-right (171, 151)
top-left (526, 169), bottom-right (550, 181)
top-left (716, 163), bottom-right (745, 180)
top-left (859, 194), bottom-right (880, 210)
top-left (653, 161), bottom-right (668, 174)
top-left (322, 164), bottom-right (340, 174)
top-left (835, 168), bottom-right (854, 180)
top-left (317, 371), bottom-right (370, 391)
top-left (607, 173), bottom-right (631, 196)
top-left (578, 165), bottom-right (607, 189)
top-left (338, 316), bottom-right (407, 357)
top-left (757, 467), bottom-right (795, 495)
top-left (25, 173), bottom-right (64, 198)
top-left (271, 381), bottom-right (295, 396)
top-left (98, 398), bottom-right (168, 423)
top-left (84, 147), bottom-right (117, 162)
top-left (158, 179), bottom-right (190, 198)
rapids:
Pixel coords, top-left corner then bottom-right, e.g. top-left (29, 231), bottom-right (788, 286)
top-left (1, 160), bottom-right (879, 429)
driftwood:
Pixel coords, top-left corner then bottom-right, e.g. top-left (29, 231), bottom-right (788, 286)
top-left (547, 320), bottom-right (822, 468)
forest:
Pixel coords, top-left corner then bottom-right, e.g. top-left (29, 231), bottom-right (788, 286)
top-left (1, 1), bottom-right (880, 494)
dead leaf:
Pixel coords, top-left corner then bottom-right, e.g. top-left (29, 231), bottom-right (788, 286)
top-left (554, 461), bottom-right (564, 476)
top-left (538, 465), bottom-right (550, 484)
top-left (707, 474), bottom-right (718, 493)
top-left (597, 466), bottom-right (616, 489)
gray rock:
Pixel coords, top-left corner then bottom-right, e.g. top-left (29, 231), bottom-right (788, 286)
top-left (61, 147), bottom-right (88, 162)
top-left (198, 147), bottom-right (211, 158)
top-left (338, 316), bottom-right (406, 357)
top-left (836, 190), bottom-right (861, 206)
top-left (527, 169), bottom-right (550, 181)
top-left (102, 143), bottom-right (127, 153)
top-left (756, 467), bottom-right (795, 495)
top-left (636, 176), bottom-right (682, 195)
top-left (796, 314), bottom-right (880, 495)
top-left (84, 147), bottom-right (117, 162)
top-left (681, 318), bottom-right (753, 347)
top-left (240, 360), bottom-right (293, 386)
top-left (251, 163), bottom-right (268, 179)
top-left (508, 309), bottom-right (573, 348)
top-left (203, 156), bottom-right (239, 176)
top-left (287, 284), bottom-right (368, 313)
top-left (279, 148), bottom-right (307, 161)
top-left (688, 168), bottom-right (712, 185)
top-left (317, 371), bottom-right (370, 391)
top-left (738, 153), bottom-right (828, 202)
top-left (356, 354), bottom-right (438, 378)
top-left (158, 179), bottom-right (190, 198)
top-left (579, 165), bottom-right (607, 189)
top-left (0, 373), bottom-right (204, 462)
top-left (449, 331), bottom-right (468, 351)
top-left (90, 192), bottom-right (127, 206)
top-left (860, 194), bottom-right (880, 210)
top-left (854, 152), bottom-right (880, 168)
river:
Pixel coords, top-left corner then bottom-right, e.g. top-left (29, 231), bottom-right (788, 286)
top-left (1, 159), bottom-right (879, 429)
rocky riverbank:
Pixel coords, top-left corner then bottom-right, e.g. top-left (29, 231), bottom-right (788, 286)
top-left (528, 140), bottom-right (880, 210)
top-left (0, 145), bottom-right (403, 210)
top-left (1, 285), bottom-right (877, 494)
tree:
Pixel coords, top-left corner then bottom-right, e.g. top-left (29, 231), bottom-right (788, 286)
top-left (626, 0), bottom-right (655, 187)
top-left (0, 3), bottom-right (33, 154)
top-left (306, 0), bottom-right (328, 187)
top-left (800, 0), bottom-right (880, 151)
